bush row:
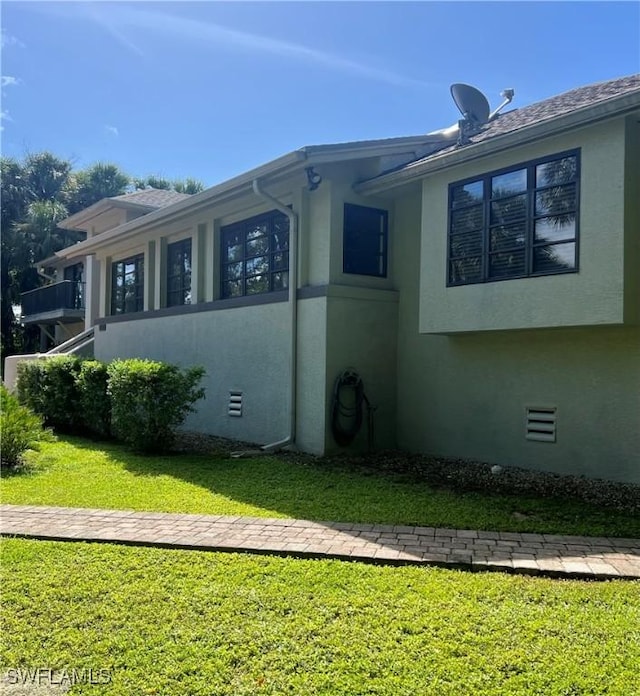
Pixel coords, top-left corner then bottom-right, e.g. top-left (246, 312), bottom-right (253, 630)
top-left (16, 357), bottom-right (205, 453)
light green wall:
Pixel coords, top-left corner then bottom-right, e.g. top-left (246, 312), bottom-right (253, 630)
top-left (624, 115), bottom-right (640, 324)
top-left (326, 164), bottom-right (397, 290)
top-left (393, 184), bottom-right (640, 483)
top-left (300, 162), bottom-right (401, 453)
top-left (304, 183), bottom-right (332, 286)
top-left (90, 209), bottom-right (129, 236)
top-left (296, 297), bottom-right (328, 454)
top-left (83, 132), bottom-right (639, 481)
top-left (420, 118), bottom-right (629, 333)
top-left (324, 286), bottom-right (399, 452)
top-left (95, 303), bottom-right (290, 445)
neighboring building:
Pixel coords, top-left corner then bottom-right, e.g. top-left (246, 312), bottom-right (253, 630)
top-left (45, 74), bottom-right (639, 483)
top-left (20, 189), bottom-right (192, 350)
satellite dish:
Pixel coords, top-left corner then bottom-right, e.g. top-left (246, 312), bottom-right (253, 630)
top-left (450, 83), bottom-right (490, 125)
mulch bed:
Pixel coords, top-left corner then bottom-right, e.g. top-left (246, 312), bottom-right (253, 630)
top-left (174, 431), bottom-right (640, 515)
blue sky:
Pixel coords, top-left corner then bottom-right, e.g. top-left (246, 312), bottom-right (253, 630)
top-left (2, 1), bottom-right (639, 186)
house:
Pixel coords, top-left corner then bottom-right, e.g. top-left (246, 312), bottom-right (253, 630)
top-left (13, 74), bottom-right (640, 483)
top-left (20, 188), bottom-right (193, 351)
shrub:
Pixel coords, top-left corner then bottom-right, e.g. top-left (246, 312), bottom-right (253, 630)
top-left (77, 360), bottom-right (111, 437)
top-left (40, 356), bottom-right (83, 431)
top-left (107, 359), bottom-right (205, 453)
top-left (17, 356), bottom-right (83, 432)
top-left (16, 359), bottom-right (48, 416)
top-left (1, 385), bottom-right (52, 469)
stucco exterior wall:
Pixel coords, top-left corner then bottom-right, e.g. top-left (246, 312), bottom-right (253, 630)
top-left (327, 165), bottom-right (397, 290)
top-left (624, 114), bottom-right (640, 324)
top-left (90, 209), bottom-right (130, 236)
top-left (296, 297), bottom-right (328, 454)
top-left (419, 118), bottom-right (628, 333)
top-left (94, 302), bottom-right (290, 445)
top-left (393, 187), bottom-right (640, 483)
top-left (325, 286), bottom-right (399, 452)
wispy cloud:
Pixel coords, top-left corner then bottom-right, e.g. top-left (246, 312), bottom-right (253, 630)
top-left (1, 76), bottom-right (21, 88)
top-left (1, 109), bottom-right (12, 131)
top-left (104, 125), bottom-right (119, 137)
top-left (85, 5), bottom-right (429, 89)
top-left (88, 6), bottom-right (145, 58)
top-left (1, 30), bottom-right (25, 49)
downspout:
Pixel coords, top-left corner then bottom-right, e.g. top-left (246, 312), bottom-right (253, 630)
top-left (252, 179), bottom-right (298, 451)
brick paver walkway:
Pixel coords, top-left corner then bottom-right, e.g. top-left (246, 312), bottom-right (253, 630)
top-left (1, 504), bottom-right (638, 579)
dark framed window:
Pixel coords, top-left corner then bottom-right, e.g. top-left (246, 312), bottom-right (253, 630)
top-left (64, 262), bottom-right (84, 309)
top-left (111, 254), bottom-right (144, 315)
top-left (220, 210), bottom-right (289, 299)
top-left (343, 203), bottom-right (388, 277)
top-left (167, 238), bottom-right (192, 307)
top-left (63, 263), bottom-right (83, 283)
top-left (448, 149), bottom-right (580, 286)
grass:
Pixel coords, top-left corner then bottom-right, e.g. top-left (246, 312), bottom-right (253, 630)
top-left (2, 436), bottom-right (639, 537)
top-left (1, 538), bottom-right (639, 695)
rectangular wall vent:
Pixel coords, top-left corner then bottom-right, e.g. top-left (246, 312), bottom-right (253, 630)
top-left (526, 406), bottom-right (557, 442)
top-left (228, 391), bottom-right (243, 417)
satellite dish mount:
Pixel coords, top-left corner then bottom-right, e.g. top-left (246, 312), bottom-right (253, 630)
top-left (450, 83), bottom-right (514, 145)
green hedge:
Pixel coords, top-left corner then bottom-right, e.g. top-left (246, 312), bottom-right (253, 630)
top-left (0, 385), bottom-right (52, 469)
top-left (16, 357), bottom-right (205, 451)
top-left (17, 356), bottom-right (82, 432)
top-left (77, 360), bottom-right (111, 437)
top-left (107, 359), bottom-right (205, 453)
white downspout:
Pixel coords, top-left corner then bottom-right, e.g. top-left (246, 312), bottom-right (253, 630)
top-left (252, 179), bottom-right (298, 452)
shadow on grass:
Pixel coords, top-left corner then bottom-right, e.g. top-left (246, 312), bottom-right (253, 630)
top-left (59, 435), bottom-right (640, 539)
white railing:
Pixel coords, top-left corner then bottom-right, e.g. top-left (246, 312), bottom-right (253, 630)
top-left (3, 328), bottom-right (95, 391)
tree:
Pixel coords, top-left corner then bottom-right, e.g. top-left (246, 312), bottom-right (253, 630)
top-left (70, 163), bottom-right (130, 213)
top-left (22, 152), bottom-right (74, 205)
top-left (14, 200), bottom-right (74, 263)
top-left (1, 154), bottom-right (76, 358)
top-left (1, 154), bottom-right (114, 358)
top-left (172, 178), bottom-right (205, 195)
top-left (134, 174), bottom-right (204, 194)
top-left (1, 152), bottom-right (204, 363)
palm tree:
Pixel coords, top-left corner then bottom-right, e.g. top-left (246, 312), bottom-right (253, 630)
top-left (71, 163), bottom-right (130, 213)
top-left (14, 199), bottom-right (72, 262)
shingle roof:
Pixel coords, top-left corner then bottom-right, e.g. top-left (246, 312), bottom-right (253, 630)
top-left (110, 188), bottom-right (193, 208)
top-left (400, 74), bottom-right (640, 172)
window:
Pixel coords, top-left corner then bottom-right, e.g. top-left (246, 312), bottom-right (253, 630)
top-left (111, 254), bottom-right (144, 314)
top-left (220, 210), bottom-right (289, 299)
top-left (448, 150), bottom-right (579, 286)
top-left (63, 263), bottom-right (84, 309)
top-left (343, 203), bottom-right (388, 277)
top-left (167, 238), bottom-right (192, 307)
top-left (63, 263), bottom-right (83, 283)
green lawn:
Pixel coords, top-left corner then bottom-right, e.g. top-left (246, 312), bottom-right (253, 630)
top-left (1, 538), bottom-right (639, 695)
top-left (2, 437), bottom-right (638, 537)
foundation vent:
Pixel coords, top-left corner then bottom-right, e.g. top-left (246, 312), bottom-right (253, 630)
top-left (228, 391), bottom-right (243, 417)
top-left (525, 406), bottom-right (556, 442)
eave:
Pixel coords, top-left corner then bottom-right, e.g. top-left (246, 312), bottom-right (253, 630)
top-left (56, 134), bottom-right (441, 261)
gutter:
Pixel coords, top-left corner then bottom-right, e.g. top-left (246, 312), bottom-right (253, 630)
top-left (57, 150), bottom-right (307, 260)
top-left (56, 133), bottom-right (450, 261)
top-left (251, 179), bottom-right (299, 452)
top-left (355, 89), bottom-right (640, 196)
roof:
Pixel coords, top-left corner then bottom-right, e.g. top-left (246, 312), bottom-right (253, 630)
top-left (58, 74), bottom-right (640, 258)
top-left (57, 135), bottom-right (445, 259)
top-left (357, 74), bottom-right (640, 193)
top-left (59, 187), bottom-right (194, 230)
top-left (456, 74), bottom-right (639, 148)
top-left (109, 188), bottom-right (193, 208)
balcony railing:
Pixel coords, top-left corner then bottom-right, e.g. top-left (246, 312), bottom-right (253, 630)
top-left (21, 281), bottom-right (85, 318)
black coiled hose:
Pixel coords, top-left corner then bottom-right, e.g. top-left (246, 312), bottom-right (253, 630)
top-left (330, 369), bottom-right (375, 448)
